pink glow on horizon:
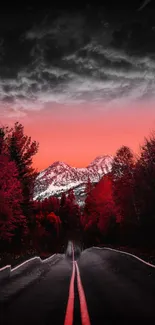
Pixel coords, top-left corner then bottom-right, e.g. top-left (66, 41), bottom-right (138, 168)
top-left (1, 101), bottom-right (155, 171)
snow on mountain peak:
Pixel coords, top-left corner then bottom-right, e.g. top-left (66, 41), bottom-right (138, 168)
top-left (88, 155), bottom-right (113, 167)
top-left (50, 161), bottom-right (70, 168)
top-left (34, 155), bottom-right (113, 201)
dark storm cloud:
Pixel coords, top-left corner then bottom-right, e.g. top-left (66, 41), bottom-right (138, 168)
top-left (138, 0), bottom-right (152, 11)
top-left (0, 7), bottom-right (155, 116)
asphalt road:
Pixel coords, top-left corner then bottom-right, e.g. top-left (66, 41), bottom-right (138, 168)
top-left (1, 244), bottom-right (155, 325)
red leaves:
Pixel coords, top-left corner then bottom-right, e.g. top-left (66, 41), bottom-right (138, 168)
top-left (47, 212), bottom-right (61, 236)
top-left (83, 175), bottom-right (117, 236)
top-left (0, 122), bottom-right (39, 247)
top-left (0, 154), bottom-right (27, 242)
top-left (47, 212), bottom-right (61, 225)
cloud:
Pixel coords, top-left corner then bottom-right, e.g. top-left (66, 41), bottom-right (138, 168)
top-left (1, 11), bottom-right (155, 117)
top-left (138, 0), bottom-right (152, 11)
top-left (25, 14), bottom-right (85, 40)
top-left (1, 46), bottom-right (155, 115)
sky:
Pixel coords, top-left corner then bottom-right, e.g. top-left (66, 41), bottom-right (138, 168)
top-left (0, 1), bottom-right (155, 171)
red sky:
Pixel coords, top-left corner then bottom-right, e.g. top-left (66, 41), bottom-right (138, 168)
top-left (2, 101), bottom-right (155, 171)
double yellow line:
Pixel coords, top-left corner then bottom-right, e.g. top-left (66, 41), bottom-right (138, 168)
top-left (64, 242), bottom-right (91, 325)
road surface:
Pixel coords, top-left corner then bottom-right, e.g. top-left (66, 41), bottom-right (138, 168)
top-left (1, 242), bottom-right (155, 325)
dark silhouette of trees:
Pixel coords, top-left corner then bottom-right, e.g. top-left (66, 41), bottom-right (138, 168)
top-left (59, 192), bottom-right (68, 230)
top-left (85, 176), bottom-right (93, 196)
top-left (133, 133), bottom-right (155, 246)
top-left (0, 132), bottom-right (27, 250)
top-left (111, 146), bottom-right (139, 244)
top-left (59, 189), bottom-right (81, 240)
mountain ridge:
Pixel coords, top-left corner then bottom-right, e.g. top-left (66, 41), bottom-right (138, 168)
top-left (34, 155), bottom-right (113, 203)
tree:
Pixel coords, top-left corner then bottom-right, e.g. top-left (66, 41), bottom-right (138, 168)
top-left (0, 154), bottom-right (27, 247)
top-left (33, 214), bottom-right (47, 251)
top-left (67, 188), bottom-right (75, 202)
top-left (7, 122), bottom-right (39, 224)
top-left (39, 196), bottom-right (60, 216)
top-left (59, 192), bottom-right (68, 227)
top-left (46, 212), bottom-right (61, 238)
top-left (59, 190), bottom-right (81, 240)
top-left (85, 176), bottom-right (93, 196)
top-left (0, 128), bottom-right (5, 155)
top-left (96, 175), bottom-right (117, 236)
top-left (67, 189), bottom-right (81, 234)
top-left (134, 133), bottom-right (155, 244)
top-left (82, 174), bottom-right (118, 246)
top-left (111, 145), bottom-right (138, 244)
top-left (82, 177), bottom-right (95, 228)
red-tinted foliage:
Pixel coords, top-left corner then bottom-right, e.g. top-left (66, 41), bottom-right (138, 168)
top-left (47, 212), bottom-right (61, 236)
top-left (83, 174), bottom-right (117, 236)
top-left (7, 122), bottom-right (39, 219)
top-left (0, 154), bottom-right (27, 243)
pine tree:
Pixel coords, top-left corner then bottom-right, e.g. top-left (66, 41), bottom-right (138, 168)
top-left (59, 190), bottom-right (81, 239)
top-left (67, 188), bottom-right (75, 203)
top-left (60, 192), bottom-right (67, 208)
top-left (111, 145), bottom-right (138, 244)
top-left (0, 128), bottom-right (5, 155)
top-left (85, 176), bottom-right (93, 196)
top-left (59, 192), bottom-right (68, 229)
top-left (0, 155), bottom-right (27, 246)
top-left (7, 122), bottom-right (39, 224)
top-left (134, 133), bottom-right (155, 243)
top-left (46, 212), bottom-right (61, 238)
top-left (83, 175), bottom-right (116, 237)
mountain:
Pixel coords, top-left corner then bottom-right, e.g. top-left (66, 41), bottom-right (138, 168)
top-left (33, 155), bottom-right (113, 205)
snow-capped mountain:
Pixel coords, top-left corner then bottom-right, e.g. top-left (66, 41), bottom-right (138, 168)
top-left (33, 155), bottom-right (113, 203)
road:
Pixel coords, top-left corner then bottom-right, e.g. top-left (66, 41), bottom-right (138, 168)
top-left (1, 242), bottom-right (155, 325)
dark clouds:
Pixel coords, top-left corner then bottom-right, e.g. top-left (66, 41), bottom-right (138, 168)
top-left (1, 4), bottom-right (155, 116)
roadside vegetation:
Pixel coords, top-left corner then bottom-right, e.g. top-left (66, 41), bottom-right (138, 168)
top-left (1, 122), bottom-right (155, 267)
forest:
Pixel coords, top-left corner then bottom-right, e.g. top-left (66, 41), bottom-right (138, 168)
top-left (0, 122), bottom-right (155, 266)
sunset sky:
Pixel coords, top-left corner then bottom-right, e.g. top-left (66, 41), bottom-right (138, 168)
top-left (0, 2), bottom-right (155, 171)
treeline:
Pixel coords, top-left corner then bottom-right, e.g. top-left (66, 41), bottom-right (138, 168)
top-left (0, 122), bottom-right (82, 254)
top-left (0, 122), bottom-right (39, 253)
top-left (1, 121), bottom-right (155, 256)
top-left (82, 135), bottom-right (155, 248)
top-left (32, 191), bottom-right (81, 252)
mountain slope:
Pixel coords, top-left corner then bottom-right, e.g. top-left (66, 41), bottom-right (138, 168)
top-left (33, 155), bottom-right (113, 203)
